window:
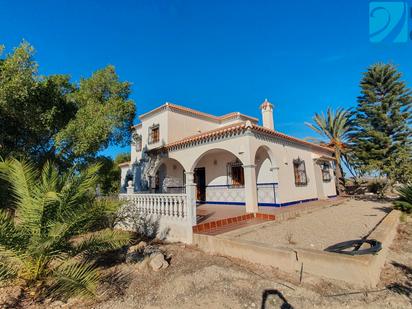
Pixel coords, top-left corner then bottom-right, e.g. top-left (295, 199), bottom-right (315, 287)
top-left (321, 162), bottom-right (331, 182)
top-left (132, 132), bottom-right (142, 152)
top-left (148, 124), bottom-right (160, 144)
top-left (227, 159), bottom-right (244, 186)
top-left (293, 158), bottom-right (307, 186)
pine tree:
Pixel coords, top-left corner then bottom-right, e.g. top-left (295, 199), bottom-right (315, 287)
top-left (351, 63), bottom-right (412, 188)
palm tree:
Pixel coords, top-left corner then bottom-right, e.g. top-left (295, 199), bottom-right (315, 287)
top-left (394, 183), bottom-right (412, 214)
top-left (305, 107), bottom-right (353, 194)
top-left (0, 159), bottom-right (130, 300)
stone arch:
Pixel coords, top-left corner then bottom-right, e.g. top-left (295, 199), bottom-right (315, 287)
top-left (189, 148), bottom-right (245, 172)
top-left (151, 157), bottom-right (186, 193)
top-left (254, 145), bottom-right (279, 205)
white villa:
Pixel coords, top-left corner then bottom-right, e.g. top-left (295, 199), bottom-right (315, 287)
top-left (119, 100), bottom-right (337, 242)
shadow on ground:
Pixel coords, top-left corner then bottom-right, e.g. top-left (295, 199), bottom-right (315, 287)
top-left (261, 289), bottom-right (294, 309)
top-left (386, 261), bottom-right (412, 301)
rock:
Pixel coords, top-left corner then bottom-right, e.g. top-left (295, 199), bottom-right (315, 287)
top-left (149, 252), bottom-right (169, 271)
top-left (127, 241), bottom-right (147, 255)
top-left (50, 300), bottom-right (65, 307)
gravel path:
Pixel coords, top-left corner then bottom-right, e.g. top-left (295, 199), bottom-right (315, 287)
top-left (232, 199), bottom-right (391, 250)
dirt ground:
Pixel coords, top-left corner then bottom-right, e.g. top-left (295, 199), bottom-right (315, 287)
top-left (1, 213), bottom-right (411, 309)
top-left (232, 199), bottom-right (391, 250)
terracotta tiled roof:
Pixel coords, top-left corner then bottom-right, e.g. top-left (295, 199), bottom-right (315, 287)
top-left (164, 122), bottom-right (333, 153)
top-left (138, 102), bottom-right (258, 123)
top-left (165, 122), bottom-right (246, 149)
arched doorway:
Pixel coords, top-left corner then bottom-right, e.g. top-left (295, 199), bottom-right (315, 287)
top-left (152, 158), bottom-right (186, 193)
top-left (191, 148), bottom-right (245, 205)
top-left (255, 146), bottom-right (278, 207)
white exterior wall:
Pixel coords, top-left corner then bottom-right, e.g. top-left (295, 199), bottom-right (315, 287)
top-left (120, 164), bottom-right (131, 192)
top-left (132, 111), bottom-right (169, 164)
top-left (131, 126), bottom-right (142, 163)
top-left (167, 110), bottom-right (218, 143)
top-left (249, 137), bottom-right (336, 205)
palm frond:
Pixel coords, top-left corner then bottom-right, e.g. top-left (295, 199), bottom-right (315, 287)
top-left (398, 183), bottom-right (412, 204)
top-left (49, 261), bottom-right (100, 300)
top-left (0, 211), bottom-right (28, 250)
top-left (0, 159), bottom-right (42, 234)
top-left (0, 262), bottom-right (17, 281)
top-left (71, 229), bottom-right (130, 258)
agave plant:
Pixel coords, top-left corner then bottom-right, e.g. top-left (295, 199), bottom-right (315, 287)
top-left (305, 107), bottom-right (353, 194)
top-left (0, 159), bottom-right (130, 300)
top-left (394, 183), bottom-right (412, 214)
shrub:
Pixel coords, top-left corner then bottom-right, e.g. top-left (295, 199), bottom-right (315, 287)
top-left (393, 183), bottom-right (412, 214)
top-left (0, 159), bottom-right (130, 300)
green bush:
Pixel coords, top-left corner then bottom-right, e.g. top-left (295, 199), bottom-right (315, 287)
top-left (393, 183), bottom-right (412, 214)
top-left (0, 159), bottom-right (130, 300)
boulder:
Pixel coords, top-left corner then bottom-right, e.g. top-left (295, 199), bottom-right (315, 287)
top-left (149, 252), bottom-right (169, 271)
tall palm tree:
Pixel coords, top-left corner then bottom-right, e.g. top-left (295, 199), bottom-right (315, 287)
top-left (0, 159), bottom-right (130, 300)
top-left (305, 107), bottom-right (353, 194)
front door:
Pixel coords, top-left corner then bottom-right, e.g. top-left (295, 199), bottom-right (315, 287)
top-left (194, 167), bottom-right (206, 202)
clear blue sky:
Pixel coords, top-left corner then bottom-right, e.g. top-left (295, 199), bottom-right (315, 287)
top-left (1, 0), bottom-right (411, 158)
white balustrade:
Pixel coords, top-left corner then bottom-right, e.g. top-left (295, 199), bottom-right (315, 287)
top-left (119, 193), bottom-right (189, 220)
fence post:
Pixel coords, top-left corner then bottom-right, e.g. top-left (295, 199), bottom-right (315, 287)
top-left (185, 171), bottom-right (197, 225)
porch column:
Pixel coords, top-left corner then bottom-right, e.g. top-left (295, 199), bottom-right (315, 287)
top-left (243, 164), bottom-right (259, 213)
top-left (185, 171), bottom-right (197, 225)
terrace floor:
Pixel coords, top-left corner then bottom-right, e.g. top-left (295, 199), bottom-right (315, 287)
top-left (194, 198), bottom-right (346, 235)
top-left (196, 197), bottom-right (344, 225)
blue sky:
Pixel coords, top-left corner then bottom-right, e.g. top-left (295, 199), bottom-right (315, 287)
top-left (1, 0), bottom-right (411, 158)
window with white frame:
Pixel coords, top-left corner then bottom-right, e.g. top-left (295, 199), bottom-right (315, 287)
top-left (148, 124), bottom-right (160, 144)
top-left (293, 158), bottom-right (307, 186)
top-left (321, 162), bottom-right (331, 182)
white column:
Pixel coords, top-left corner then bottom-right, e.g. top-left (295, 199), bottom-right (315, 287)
top-left (185, 171), bottom-right (197, 225)
top-left (243, 164), bottom-right (258, 213)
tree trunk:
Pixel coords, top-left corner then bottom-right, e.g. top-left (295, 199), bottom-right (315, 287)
top-left (334, 149), bottom-right (346, 195)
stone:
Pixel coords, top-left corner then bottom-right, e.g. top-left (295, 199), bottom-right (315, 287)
top-left (127, 241), bottom-right (147, 254)
top-left (149, 252), bottom-right (169, 271)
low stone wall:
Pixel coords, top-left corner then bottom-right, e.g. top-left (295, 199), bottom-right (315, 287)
top-left (193, 210), bottom-right (400, 287)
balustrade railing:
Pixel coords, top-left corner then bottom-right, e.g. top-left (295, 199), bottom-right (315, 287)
top-left (119, 193), bottom-right (189, 220)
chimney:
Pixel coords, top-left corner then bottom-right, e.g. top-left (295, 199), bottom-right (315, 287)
top-left (260, 99), bottom-right (274, 130)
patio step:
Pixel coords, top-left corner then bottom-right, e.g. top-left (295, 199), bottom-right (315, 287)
top-left (193, 213), bottom-right (275, 236)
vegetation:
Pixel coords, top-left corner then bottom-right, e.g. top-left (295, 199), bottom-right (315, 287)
top-left (95, 152), bottom-right (131, 195)
top-left (305, 107), bottom-right (353, 194)
top-left (394, 183), bottom-right (412, 214)
top-left (0, 41), bottom-right (135, 167)
top-left (350, 63), bottom-right (412, 193)
top-left (0, 158), bottom-right (130, 300)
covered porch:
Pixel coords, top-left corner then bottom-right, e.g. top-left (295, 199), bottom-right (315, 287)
top-left (150, 143), bottom-right (279, 224)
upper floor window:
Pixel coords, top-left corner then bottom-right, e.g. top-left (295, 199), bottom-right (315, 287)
top-left (132, 132), bottom-right (142, 152)
top-left (293, 158), bottom-right (307, 186)
top-left (321, 162), bottom-right (331, 182)
top-left (148, 124), bottom-right (160, 144)
top-left (227, 159), bottom-right (244, 186)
